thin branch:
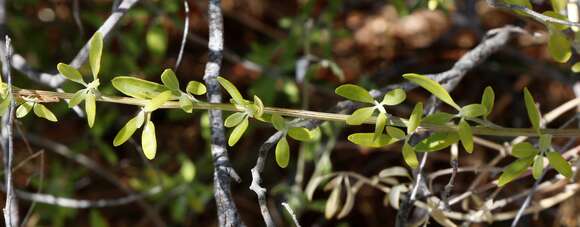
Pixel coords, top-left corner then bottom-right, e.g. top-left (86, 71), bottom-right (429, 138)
top-left (174, 0), bottom-right (189, 70)
top-left (487, 0), bottom-right (580, 27)
top-left (281, 202), bottom-right (301, 227)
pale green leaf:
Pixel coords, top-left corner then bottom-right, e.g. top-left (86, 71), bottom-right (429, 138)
top-left (144, 90), bottom-right (173, 112)
top-left (89, 32), bottom-right (103, 79)
top-left (460, 104), bottom-right (486, 118)
top-left (381, 88), bottom-right (406, 105)
top-left (402, 142), bottom-right (418, 168)
top-left (288, 127), bottom-right (313, 141)
top-left (68, 89), bottom-right (87, 108)
top-left (228, 117), bottom-right (248, 146)
top-left (407, 102), bottom-right (423, 134)
top-left (85, 93), bottom-right (96, 127)
top-left (253, 95), bottom-right (264, 118)
top-left (374, 113), bottom-right (387, 141)
top-left (386, 126), bottom-right (405, 139)
top-left (346, 107), bottom-right (375, 125)
top-left (403, 73), bottom-right (460, 110)
top-left (548, 31), bottom-right (572, 63)
top-left (113, 116), bottom-right (143, 146)
top-left (458, 118), bottom-right (473, 153)
top-left (180, 159), bottom-right (196, 182)
top-left (497, 157), bottom-right (534, 187)
top-left (146, 25), bottom-right (167, 58)
top-left (414, 132), bottom-right (459, 152)
top-left (546, 151), bottom-right (572, 177)
top-left (16, 102), bottom-right (33, 118)
top-left (481, 86), bottom-right (494, 117)
top-left (217, 76), bottom-right (245, 103)
top-left (511, 142), bottom-right (538, 158)
top-left (532, 155), bottom-right (544, 180)
top-left (523, 88), bottom-right (541, 133)
top-left (551, 0), bottom-right (566, 12)
top-left (347, 133), bottom-right (399, 148)
top-left (142, 121), bottom-right (157, 160)
top-left (572, 62), bottom-right (580, 73)
top-left (161, 68), bottom-right (180, 90)
top-left (270, 114), bottom-right (286, 131)
top-left (186, 81), bottom-right (207, 95)
top-left (422, 112), bottom-right (454, 125)
top-left (224, 112), bottom-right (246, 128)
top-left (57, 63), bottom-right (85, 85)
top-left (178, 95), bottom-right (193, 113)
top-left (112, 76), bottom-right (169, 99)
top-left (275, 136), bottom-right (290, 168)
top-left (33, 103), bottom-right (57, 122)
top-left (335, 84), bottom-right (374, 104)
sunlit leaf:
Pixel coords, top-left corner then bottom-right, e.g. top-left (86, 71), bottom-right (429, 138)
top-left (224, 112), bottom-right (246, 128)
top-left (112, 76), bottom-right (169, 99)
top-left (57, 63), bottom-right (85, 85)
top-left (523, 88), bottom-right (541, 133)
top-left (414, 132), bottom-right (459, 152)
top-left (511, 142), bottom-right (538, 158)
top-left (228, 117), bottom-right (248, 146)
top-left (33, 103), bottom-right (57, 122)
top-left (374, 113), bottom-right (387, 141)
top-left (572, 62), bottom-right (580, 73)
top-left (217, 76), bottom-right (245, 103)
top-left (546, 151), bottom-right (572, 177)
top-left (180, 159), bottom-right (196, 182)
top-left (381, 88), bottom-right (406, 105)
top-left (422, 112), bottom-right (454, 125)
top-left (142, 121), bottom-right (157, 160)
top-left (459, 104), bottom-right (486, 118)
top-left (346, 107), bottom-right (375, 125)
top-left (113, 116), bottom-right (144, 146)
top-left (548, 31), bottom-right (572, 63)
top-left (161, 69), bottom-right (180, 90)
top-left (68, 89), bottom-right (87, 108)
top-left (89, 32), bottom-right (103, 79)
top-left (532, 155), bottom-right (544, 180)
top-left (146, 25), bottom-right (167, 58)
top-left (275, 136), bottom-right (290, 168)
top-left (458, 118), bottom-right (473, 153)
top-left (407, 102), bottom-right (423, 134)
top-left (481, 86), bottom-right (494, 117)
top-left (403, 73), bottom-right (460, 110)
top-left (271, 114), bottom-right (286, 131)
top-left (253, 95), bottom-right (264, 118)
top-left (335, 84), bottom-right (374, 104)
top-left (85, 93), bottom-right (96, 127)
top-left (347, 133), bottom-right (399, 148)
top-left (186, 81), bottom-right (207, 95)
top-left (402, 142), bottom-right (418, 168)
top-left (325, 181), bottom-right (342, 219)
top-left (551, 0), bottom-right (566, 12)
top-left (497, 157), bottom-right (533, 187)
top-left (16, 102), bottom-right (33, 118)
top-left (288, 127), bottom-right (313, 141)
top-left (178, 95), bottom-right (193, 113)
top-left (144, 90), bottom-right (173, 112)
top-left (386, 126), bottom-right (405, 139)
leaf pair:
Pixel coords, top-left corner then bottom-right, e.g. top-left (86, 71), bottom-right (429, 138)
top-left (112, 111), bottom-right (157, 160)
top-left (16, 101), bottom-right (57, 122)
top-left (271, 114), bottom-right (320, 168)
top-left (224, 112), bottom-right (249, 146)
top-left (58, 32), bottom-right (103, 128)
top-left (160, 69), bottom-right (206, 113)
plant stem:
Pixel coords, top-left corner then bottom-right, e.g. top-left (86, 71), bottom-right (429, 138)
top-left (12, 88), bottom-right (580, 138)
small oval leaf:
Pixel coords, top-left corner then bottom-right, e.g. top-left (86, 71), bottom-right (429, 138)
top-left (217, 76), bottom-right (245, 103)
top-left (68, 89), bottom-right (87, 108)
top-left (144, 90), bottom-right (173, 112)
top-left (113, 116), bottom-right (141, 146)
top-left (459, 104), bottom-right (487, 118)
top-left (497, 157), bottom-right (534, 187)
top-left (33, 103), bottom-right (58, 122)
top-left (403, 73), bottom-right (460, 110)
top-left (89, 32), bottom-right (103, 79)
top-left (224, 112), bottom-right (246, 128)
top-left (112, 76), bottom-right (169, 99)
top-left (85, 93), bottom-right (96, 128)
top-left (546, 151), bottom-right (572, 177)
top-left (407, 102), bottom-right (423, 134)
top-left (335, 84), bottom-right (374, 104)
top-left (288, 127), bottom-right (313, 142)
top-left (186, 81), bottom-right (207, 95)
top-left (414, 132), bottom-right (459, 152)
top-left (142, 121), bottom-right (157, 160)
top-left (270, 114), bottom-right (286, 131)
top-left (402, 142), bottom-right (418, 168)
top-left (381, 88), bottom-right (406, 106)
top-left (57, 63), bottom-right (85, 85)
top-left (481, 86), bottom-right (494, 117)
top-left (161, 69), bottom-right (180, 90)
top-left (532, 155), bottom-right (544, 180)
top-left (548, 30), bottom-right (572, 63)
top-left (16, 102), bottom-right (33, 118)
top-left (458, 118), bottom-right (473, 153)
top-left (347, 133), bottom-right (399, 148)
top-left (374, 113), bottom-right (387, 141)
top-left (523, 88), bottom-right (541, 133)
top-left (275, 136), bottom-right (290, 168)
top-left (386, 126), bottom-right (405, 139)
top-left (511, 142), bottom-right (538, 158)
top-left (422, 112), bottom-right (455, 125)
top-left (228, 117), bottom-right (249, 146)
top-left (346, 107), bottom-right (375, 125)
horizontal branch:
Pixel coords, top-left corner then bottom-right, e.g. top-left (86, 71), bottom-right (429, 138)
top-left (11, 87), bottom-right (580, 138)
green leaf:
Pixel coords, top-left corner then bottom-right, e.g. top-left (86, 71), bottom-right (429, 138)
top-left (16, 102), bottom-right (33, 118)
top-left (270, 114), bottom-right (286, 131)
top-left (146, 25), bottom-right (167, 58)
top-left (112, 76), bottom-right (169, 99)
top-left (346, 107), bottom-right (375, 125)
top-left (511, 142), bottom-right (538, 158)
top-left (33, 103), bottom-right (57, 122)
top-left (86, 93), bottom-right (96, 127)
top-left (481, 86), bottom-right (494, 117)
top-left (497, 157), bottom-right (534, 187)
top-left (57, 63), bottom-right (85, 85)
top-left (402, 142), bottom-right (418, 168)
top-left (460, 104), bottom-right (487, 118)
top-left (546, 151), bottom-right (572, 177)
top-left (523, 88), bottom-right (541, 133)
top-left (178, 95), bottom-right (193, 113)
top-left (532, 155), bottom-right (544, 180)
top-left (551, 0), bottom-right (566, 12)
top-left (89, 32), bottom-right (103, 79)
top-left (458, 118), bottom-right (473, 153)
top-left (161, 69), bottom-right (180, 90)
top-left (180, 159), bottom-right (196, 182)
top-left (142, 121), bottom-right (157, 160)
top-left (414, 132), bottom-right (459, 152)
top-left (288, 127), bottom-right (314, 142)
top-left (407, 102), bottom-right (423, 134)
top-left (68, 89), bottom-right (87, 108)
top-left (224, 112), bottom-right (246, 128)
top-left (335, 84), bottom-right (374, 104)
top-left (403, 73), bottom-right (460, 110)
top-left (422, 112), bottom-right (454, 125)
top-left (539, 134), bottom-right (552, 151)
top-left (144, 90), bottom-right (173, 112)
top-left (543, 11), bottom-right (569, 31)
top-left (374, 113), bottom-right (387, 141)
top-left (386, 126), bottom-right (405, 139)
top-left (572, 62), bottom-right (580, 73)
top-left (113, 116), bottom-right (144, 146)
top-left (186, 81), bottom-right (207, 95)
top-left (347, 133), bottom-right (399, 148)
top-left (275, 136), bottom-right (290, 168)
top-left (0, 97), bottom-right (10, 116)
top-left (217, 76), bottom-right (245, 103)
top-left (548, 31), bottom-right (572, 63)
top-left (228, 117), bottom-right (248, 146)
top-left (381, 88), bottom-right (406, 105)
top-left (253, 95), bottom-right (264, 118)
